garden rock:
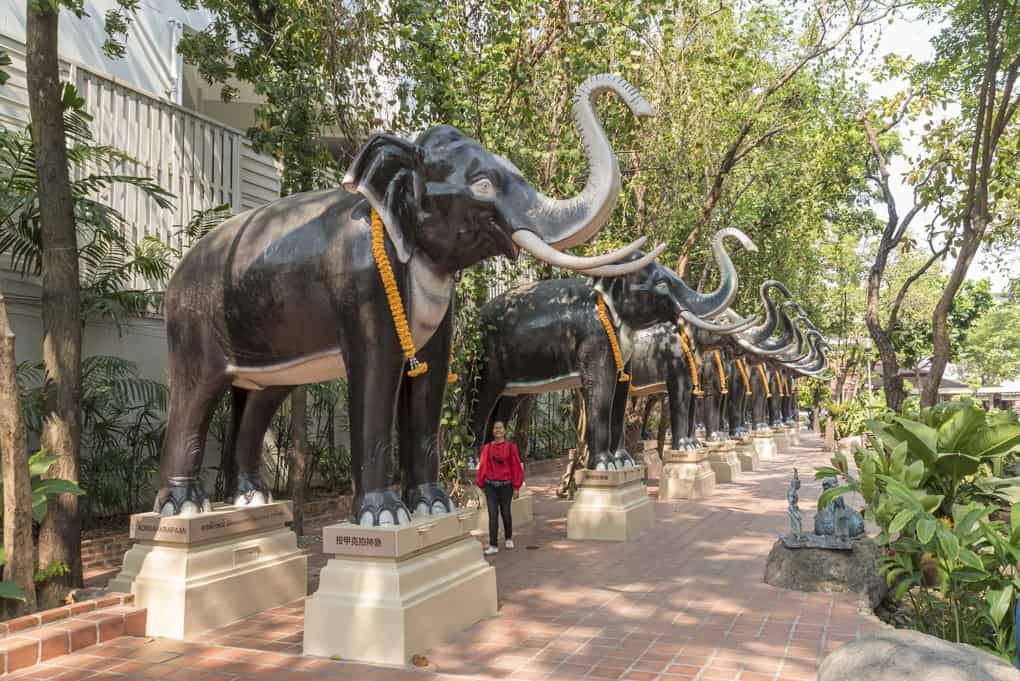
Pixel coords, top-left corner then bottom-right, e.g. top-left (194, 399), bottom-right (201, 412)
top-left (763, 537), bottom-right (887, 608)
top-left (818, 628), bottom-right (1020, 681)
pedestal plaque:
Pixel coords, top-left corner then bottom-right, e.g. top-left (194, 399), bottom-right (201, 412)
top-left (659, 449), bottom-right (716, 500)
top-left (566, 466), bottom-right (654, 541)
top-left (641, 440), bottom-right (663, 480)
top-left (734, 439), bottom-right (759, 472)
top-left (705, 440), bottom-right (741, 483)
top-left (303, 510), bottom-right (496, 665)
top-left (753, 431), bottom-right (777, 460)
top-left (107, 502), bottom-right (307, 640)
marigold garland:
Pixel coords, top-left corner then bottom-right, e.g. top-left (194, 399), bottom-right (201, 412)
top-left (757, 363), bottom-right (772, 398)
top-left (678, 327), bottom-right (704, 396)
top-left (736, 358), bottom-right (752, 396)
top-left (447, 347), bottom-right (458, 384)
top-left (371, 208), bottom-right (427, 377)
top-left (777, 372), bottom-right (788, 397)
top-left (712, 350), bottom-right (729, 395)
top-left (597, 293), bottom-right (630, 383)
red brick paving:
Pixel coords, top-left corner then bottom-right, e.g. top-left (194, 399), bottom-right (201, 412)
top-left (15, 433), bottom-right (883, 680)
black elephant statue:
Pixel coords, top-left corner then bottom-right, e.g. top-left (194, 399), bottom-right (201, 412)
top-left (468, 228), bottom-right (756, 471)
top-left (154, 74), bottom-right (662, 524)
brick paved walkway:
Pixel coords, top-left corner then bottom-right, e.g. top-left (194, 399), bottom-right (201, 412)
top-left (9, 433), bottom-right (884, 681)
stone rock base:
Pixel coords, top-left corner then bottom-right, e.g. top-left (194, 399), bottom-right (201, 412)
top-left (641, 441), bottom-right (663, 480)
top-left (465, 483), bottom-right (534, 537)
top-left (752, 433), bottom-right (777, 460)
top-left (819, 629), bottom-right (1020, 681)
top-left (705, 442), bottom-right (740, 483)
top-left (567, 467), bottom-right (654, 541)
top-left (773, 428), bottom-right (791, 451)
top-left (735, 441), bottom-right (760, 472)
top-left (787, 426), bottom-right (801, 447)
top-left (108, 502), bottom-right (307, 639)
top-left (304, 511), bottom-right (496, 665)
top-left (764, 537), bottom-right (887, 608)
top-left (659, 450), bottom-right (716, 500)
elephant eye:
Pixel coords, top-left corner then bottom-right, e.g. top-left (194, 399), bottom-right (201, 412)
top-left (654, 281), bottom-right (670, 295)
top-left (470, 177), bottom-right (496, 198)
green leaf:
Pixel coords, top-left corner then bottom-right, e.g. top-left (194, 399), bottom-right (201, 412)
top-left (904, 459), bottom-right (925, 487)
top-left (27, 450), bottom-right (57, 477)
top-left (919, 494), bottom-right (945, 513)
top-left (962, 423), bottom-right (1020, 459)
top-left (937, 525), bottom-right (960, 563)
top-left (33, 480), bottom-right (84, 497)
top-left (889, 508), bottom-right (918, 535)
top-left (936, 402), bottom-right (985, 451)
top-left (916, 516), bottom-right (937, 544)
top-left (816, 485), bottom-right (852, 512)
top-left (951, 567), bottom-right (988, 583)
top-left (987, 586), bottom-right (1013, 626)
top-left (934, 452), bottom-right (981, 479)
top-left (957, 547), bottom-right (985, 571)
top-left (891, 417), bottom-right (938, 466)
top-left (0, 581), bottom-right (26, 602)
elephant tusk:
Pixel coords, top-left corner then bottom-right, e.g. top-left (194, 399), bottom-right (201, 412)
top-left (680, 311), bottom-right (758, 333)
top-left (576, 242), bottom-right (668, 277)
top-left (511, 231), bottom-right (650, 271)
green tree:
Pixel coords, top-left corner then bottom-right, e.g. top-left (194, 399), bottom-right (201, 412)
top-left (957, 304), bottom-right (1020, 385)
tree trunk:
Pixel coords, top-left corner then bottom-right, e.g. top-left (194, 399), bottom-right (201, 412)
top-left (287, 387), bottom-right (308, 537)
top-left (656, 401), bottom-right (668, 455)
top-left (27, 0), bottom-right (84, 604)
top-left (557, 390), bottom-right (587, 499)
top-left (0, 292), bottom-right (37, 617)
top-left (623, 396), bottom-right (648, 456)
top-left (512, 396), bottom-right (534, 460)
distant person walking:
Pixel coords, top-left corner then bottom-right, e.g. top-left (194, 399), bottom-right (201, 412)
top-left (476, 420), bottom-right (524, 555)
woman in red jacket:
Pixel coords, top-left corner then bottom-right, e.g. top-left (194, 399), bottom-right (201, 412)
top-left (476, 421), bottom-right (524, 555)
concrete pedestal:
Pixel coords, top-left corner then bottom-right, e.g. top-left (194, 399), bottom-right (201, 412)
top-left (304, 510), bottom-right (497, 665)
top-left (659, 449), bottom-right (716, 500)
top-left (734, 438), bottom-right (759, 472)
top-left (786, 426), bottom-right (801, 447)
top-left (773, 427), bottom-right (791, 451)
top-left (705, 441), bottom-right (741, 483)
top-left (567, 466), bottom-right (654, 541)
top-left (463, 480), bottom-right (534, 537)
top-left (753, 432), bottom-right (778, 460)
top-left (108, 502), bottom-right (307, 640)
top-left (641, 440), bottom-right (663, 480)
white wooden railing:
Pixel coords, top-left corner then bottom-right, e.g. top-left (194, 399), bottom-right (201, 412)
top-left (1, 33), bottom-right (282, 259)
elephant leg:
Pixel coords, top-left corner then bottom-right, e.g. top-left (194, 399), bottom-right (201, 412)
top-left (221, 387), bottom-right (247, 503)
top-left (666, 373), bottom-right (685, 450)
top-left (397, 309), bottom-right (454, 517)
top-left (346, 342), bottom-right (408, 526)
top-left (581, 356), bottom-right (617, 470)
top-left (608, 376), bottom-right (634, 467)
top-left (229, 386), bottom-right (293, 507)
top-left (155, 364), bottom-right (229, 516)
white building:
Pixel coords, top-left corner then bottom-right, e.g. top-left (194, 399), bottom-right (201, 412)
top-left (1, 0), bottom-right (282, 380)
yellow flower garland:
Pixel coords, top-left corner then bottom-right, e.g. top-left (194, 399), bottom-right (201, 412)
top-left (597, 293), bottom-right (630, 383)
top-left (678, 327), bottom-right (704, 396)
top-left (757, 364), bottom-right (772, 398)
top-left (777, 372), bottom-right (788, 397)
top-left (712, 350), bottom-right (729, 395)
top-left (371, 208), bottom-right (428, 377)
top-left (736, 358), bottom-right (752, 396)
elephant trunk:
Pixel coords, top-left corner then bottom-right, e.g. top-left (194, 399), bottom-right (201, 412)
top-left (742, 281), bottom-right (792, 344)
top-left (525, 74), bottom-right (653, 251)
top-left (667, 228), bottom-right (757, 319)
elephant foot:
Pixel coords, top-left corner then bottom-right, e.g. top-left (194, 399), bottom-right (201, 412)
top-left (707, 431), bottom-right (728, 443)
top-left (691, 437), bottom-right (705, 449)
top-left (404, 482), bottom-right (453, 517)
top-left (154, 477), bottom-right (212, 517)
top-left (230, 472), bottom-right (273, 507)
top-left (591, 452), bottom-right (618, 471)
top-left (613, 450), bottom-right (636, 469)
top-left (353, 489), bottom-right (412, 527)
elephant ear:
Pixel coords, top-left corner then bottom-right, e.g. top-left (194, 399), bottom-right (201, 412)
top-left (591, 276), bottom-right (624, 326)
top-left (342, 134), bottom-right (424, 263)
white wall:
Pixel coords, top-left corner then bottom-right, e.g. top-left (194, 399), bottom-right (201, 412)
top-left (1, 0), bottom-right (214, 102)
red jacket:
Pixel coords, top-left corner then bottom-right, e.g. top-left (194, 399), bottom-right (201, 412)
top-left (476, 441), bottom-right (524, 490)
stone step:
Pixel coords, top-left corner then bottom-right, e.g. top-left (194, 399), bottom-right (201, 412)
top-left (0, 593), bottom-right (146, 676)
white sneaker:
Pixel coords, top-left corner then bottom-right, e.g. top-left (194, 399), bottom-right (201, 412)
top-left (484, 545), bottom-right (499, 555)
top-left (505, 539), bottom-right (515, 549)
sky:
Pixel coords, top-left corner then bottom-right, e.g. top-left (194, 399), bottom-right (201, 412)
top-left (860, 9), bottom-right (1018, 295)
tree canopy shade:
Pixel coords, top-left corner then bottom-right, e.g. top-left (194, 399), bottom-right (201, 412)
top-left (956, 304), bottom-right (1020, 386)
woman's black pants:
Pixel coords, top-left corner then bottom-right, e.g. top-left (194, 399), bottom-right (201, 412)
top-left (484, 482), bottom-right (513, 546)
